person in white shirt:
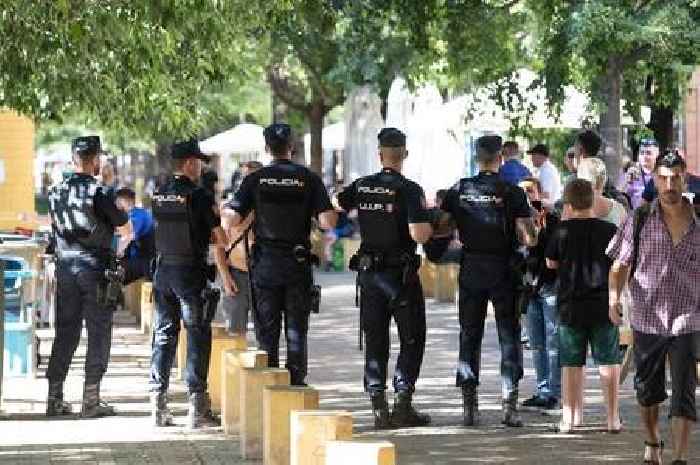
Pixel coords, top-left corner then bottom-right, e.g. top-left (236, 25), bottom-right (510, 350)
top-left (528, 144), bottom-right (562, 208)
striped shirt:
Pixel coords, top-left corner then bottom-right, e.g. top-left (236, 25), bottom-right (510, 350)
top-left (606, 200), bottom-right (700, 336)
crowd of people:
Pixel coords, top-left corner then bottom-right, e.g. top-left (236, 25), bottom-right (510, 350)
top-left (41, 125), bottom-right (698, 465)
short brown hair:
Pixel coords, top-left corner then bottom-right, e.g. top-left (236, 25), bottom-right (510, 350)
top-left (520, 177), bottom-right (542, 194)
top-left (563, 179), bottom-right (594, 210)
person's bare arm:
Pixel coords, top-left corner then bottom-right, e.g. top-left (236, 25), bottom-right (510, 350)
top-left (515, 217), bottom-right (539, 247)
top-left (545, 258), bottom-right (558, 269)
top-left (212, 226), bottom-right (237, 296)
top-left (115, 220), bottom-right (134, 257)
top-left (608, 260), bottom-right (629, 326)
top-left (409, 223), bottom-right (433, 244)
top-left (221, 207), bottom-right (244, 229)
top-left (318, 209), bottom-right (338, 230)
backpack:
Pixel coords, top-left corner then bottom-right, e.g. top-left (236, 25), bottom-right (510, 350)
top-left (629, 204), bottom-right (651, 282)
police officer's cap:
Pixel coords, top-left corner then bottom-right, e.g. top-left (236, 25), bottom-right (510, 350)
top-left (476, 135), bottom-right (502, 154)
top-left (378, 127), bottom-right (406, 147)
top-left (263, 123), bottom-right (292, 146)
top-left (72, 136), bottom-right (102, 156)
top-left (170, 139), bottom-right (210, 161)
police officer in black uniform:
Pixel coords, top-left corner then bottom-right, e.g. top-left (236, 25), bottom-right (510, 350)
top-left (221, 123), bottom-right (336, 386)
top-left (439, 135), bottom-right (538, 427)
top-left (46, 136), bottom-right (133, 418)
top-left (149, 139), bottom-right (236, 429)
top-left (338, 128), bottom-right (432, 429)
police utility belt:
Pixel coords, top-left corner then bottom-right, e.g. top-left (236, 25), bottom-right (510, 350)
top-left (349, 250), bottom-right (421, 273)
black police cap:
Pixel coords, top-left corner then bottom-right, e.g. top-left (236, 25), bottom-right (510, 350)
top-left (263, 123), bottom-right (292, 146)
top-left (72, 136), bottom-right (102, 156)
top-left (476, 135), bottom-right (502, 154)
top-left (527, 143), bottom-right (549, 157)
top-left (170, 139), bottom-right (209, 161)
top-left (378, 127), bottom-right (406, 147)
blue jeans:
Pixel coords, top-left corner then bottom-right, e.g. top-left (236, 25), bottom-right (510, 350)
top-left (526, 287), bottom-right (560, 400)
top-left (149, 264), bottom-right (212, 394)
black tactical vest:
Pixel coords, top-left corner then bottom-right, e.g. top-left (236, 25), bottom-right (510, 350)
top-left (48, 173), bottom-right (114, 256)
top-left (152, 177), bottom-right (198, 264)
top-left (355, 170), bottom-right (410, 253)
top-left (453, 172), bottom-right (513, 256)
top-left (254, 164), bottom-right (311, 248)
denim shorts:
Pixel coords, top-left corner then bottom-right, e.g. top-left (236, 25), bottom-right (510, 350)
top-left (559, 322), bottom-right (621, 367)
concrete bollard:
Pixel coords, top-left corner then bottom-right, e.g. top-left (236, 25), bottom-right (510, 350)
top-left (208, 328), bottom-right (246, 413)
top-left (325, 440), bottom-right (396, 465)
top-left (435, 263), bottom-right (459, 303)
top-left (222, 349), bottom-right (268, 435)
top-left (263, 386), bottom-right (319, 465)
top-left (240, 368), bottom-right (290, 460)
top-left (140, 282), bottom-right (154, 335)
top-left (419, 260), bottom-right (437, 298)
top-left (290, 411), bottom-right (353, 465)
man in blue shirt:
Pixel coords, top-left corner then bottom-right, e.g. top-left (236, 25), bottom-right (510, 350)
top-left (499, 141), bottom-right (532, 185)
top-left (116, 188), bottom-right (155, 284)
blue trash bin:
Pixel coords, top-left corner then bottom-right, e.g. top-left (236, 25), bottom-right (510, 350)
top-left (1, 256), bottom-right (34, 376)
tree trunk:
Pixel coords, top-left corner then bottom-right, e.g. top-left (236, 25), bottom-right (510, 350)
top-left (648, 105), bottom-right (674, 153)
top-left (598, 56), bottom-right (623, 187)
top-left (307, 97), bottom-right (325, 175)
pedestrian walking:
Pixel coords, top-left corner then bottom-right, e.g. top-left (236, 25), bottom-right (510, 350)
top-left (545, 179), bottom-right (621, 434)
top-left (221, 123), bottom-right (337, 386)
top-left (149, 139), bottom-right (235, 429)
top-left (46, 136), bottom-right (133, 418)
top-left (608, 151), bottom-right (700, 465)
top-left (337, 127), bottom-right (433, 429)
top-left (438, 135), bottom-right (538, 427)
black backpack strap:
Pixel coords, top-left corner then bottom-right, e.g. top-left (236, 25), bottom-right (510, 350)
top-left (629, 204), bottom-right (650, 282)
top-left (225, 220), bottom-right (254, 257)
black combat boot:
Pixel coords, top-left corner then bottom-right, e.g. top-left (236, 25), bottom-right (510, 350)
top-left (80, 383), bottom-right (116, 418)
top-left (46, 381), bottom-right (72, 417)
top-left (187, 392), bottom-right (219, 429)
top-left (502, 388), bottom-right (523, 427)
top-left (151, 391), bottom-right (174, 427)
top-left (370, 392), bottom-right (392, 429)
top-left (391, 391), bottom-right (431, 428)
top-left (462, 385), bottom-right (479, 427)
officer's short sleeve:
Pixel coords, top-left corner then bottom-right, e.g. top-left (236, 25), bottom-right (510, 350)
top-left (309, 173), bottom-right (333, 215)
top-left (94, 190), bottom-right (128, 227)
top-left (230, 174), bottom-right (256, 216)
top-left (194, 189), bottom-right (221, 230)
top-left (509, 186), bottom-right (532, 218)
top-left (440, 182), bottom-right (460, 214)
top-left (405, 182), bottom-right (430, 223)
top-left (337, 181), bottom-right (357, 211)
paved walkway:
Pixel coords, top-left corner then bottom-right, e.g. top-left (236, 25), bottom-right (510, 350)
top-left (0, 272), bottom-right (698, 464)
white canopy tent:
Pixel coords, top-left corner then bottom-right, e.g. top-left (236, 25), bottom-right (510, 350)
top-left (200, 123), bottom-right (271, 188)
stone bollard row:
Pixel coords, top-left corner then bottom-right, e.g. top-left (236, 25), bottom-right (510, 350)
top-left (220, 347), bottom-right (397, 465)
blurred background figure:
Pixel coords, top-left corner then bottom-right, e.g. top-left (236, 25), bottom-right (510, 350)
top-left (115, 187), bottom-right (155, 284)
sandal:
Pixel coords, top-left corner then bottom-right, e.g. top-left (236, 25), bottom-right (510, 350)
top-left (552, 421), bottom-right (573, 434)
top-left (607, 419), bottom-right (624, 434)
top-left (642, 440), bottom-right (664, 465)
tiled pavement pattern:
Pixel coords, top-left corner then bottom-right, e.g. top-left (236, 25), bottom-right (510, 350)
top-left (0, 272), bottom-right (697, 464)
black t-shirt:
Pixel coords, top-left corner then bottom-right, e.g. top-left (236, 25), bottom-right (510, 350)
top-left (338, 168), bottom-right (429, 253)
top-left (441, 172), bottom-right (531, 256)
top-left (185, 178), bottom-right (221, 258)
top-left (545, 218), bottom-right (617, 327)
top-left (525, 211), bottom-right (559, 288)
top-left (230, 160), bottom-right (332, 219)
